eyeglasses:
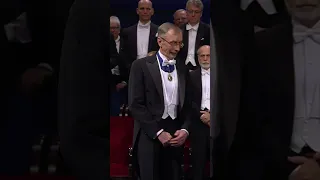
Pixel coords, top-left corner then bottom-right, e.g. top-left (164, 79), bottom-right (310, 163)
top-left (110, 26), bottom-right (120, 30)
top-left (160, 37), bottom-right (184, 48)
top-left (186, 10), bottom-right (202, 14)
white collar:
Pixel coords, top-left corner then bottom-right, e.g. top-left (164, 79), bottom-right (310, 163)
top-left (138, 21), bottom-right (151, 26)
top-left (201, 68), bottom-right (210, 75)
top-left (186, 22), bottom-right (200, 31)
top-left (293, 19), bottom-right (320, 44)
top-left (115, 36), bottom-right (120, 42)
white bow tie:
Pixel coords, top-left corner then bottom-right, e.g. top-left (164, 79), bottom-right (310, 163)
top-left (202, 71), bottom-right (210, 76)
top-left (162, 59), bottom-right (176, 66)
top-left (139, 24), bottom-right (149, 29)
top-left (241, 0), bottom-right (277, 15)
top-left (186, 24), bottom-right (198, 31)
top-left (293, 25), bottom-right (320, 44)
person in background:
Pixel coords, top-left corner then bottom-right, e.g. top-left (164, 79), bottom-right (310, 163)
top-left (177, 0), bottom-right (210, 71)
top-left (188, 45), bottom-right (211, 180)
top-left (121, 0), bottom-right (159, 69)
top-left (110, 16), bottom-right (129, 115)
top-left (173, 9), bottom-right (188, 28)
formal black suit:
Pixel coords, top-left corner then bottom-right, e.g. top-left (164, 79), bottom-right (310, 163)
top-left (58, 0), bottom-right (109, 179)
top-left (236, 22), bottom-right (297, 180)
top-left (188, 68), bottom-right (210, 180)
top-left (210, 0), bottom-right (255, 179)
top-left (211, 0), bottom-right (290, 179)
top-left (111, 35), bottom-right (129, 87)
top-left (122, 23), bottom-right (158, 66)
top-left (1, 0), bottom-right (73, 175)
top-left (177, 22), bottom-right (210, 71)
top-left (128, 54), bottom-right (191, 180)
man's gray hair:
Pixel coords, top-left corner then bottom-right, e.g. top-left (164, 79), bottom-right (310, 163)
top-left (157, 22), bottom-right (182, 38)
top-left (197, 45), bottom-right (210, 55)
top-left (186, 0), bottom-right (204, 11)
top-left (110, 16), bottom-right (121, 28)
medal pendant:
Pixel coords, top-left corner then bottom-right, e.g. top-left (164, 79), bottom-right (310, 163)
top-left (168, 74), bottom-right (173, 81)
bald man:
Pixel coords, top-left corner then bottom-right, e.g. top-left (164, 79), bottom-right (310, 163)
top-left (173, 9), bottom-right (187, 27)
top-left (121, 0), bottom-right (158, 68)
top-left (188, 45), bottom-right (211, 180)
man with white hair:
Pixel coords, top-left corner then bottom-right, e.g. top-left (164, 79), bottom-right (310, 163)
top-left (188, 45), bottom-right (211, 180)
top-left (109, 16), bottom-right (128, 114)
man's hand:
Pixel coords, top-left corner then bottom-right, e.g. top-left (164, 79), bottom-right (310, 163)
top-left (116, 82), bottom-right (126, 91)
top-left (200, 111), bottom-right (210, 126)
top-left (288, 156), bottom-right (320, 180)
top-left (169, 130), bottom-right (188, 147)
top-left (314, 152), bottom-right (320, 160)
top-left (158, 131), bottom-right (172, 147)
top-left (21, 67), bottom-right (53, 93)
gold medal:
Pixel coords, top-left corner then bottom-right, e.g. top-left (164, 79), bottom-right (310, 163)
top-left (168, 74), bottom-right (173, 81)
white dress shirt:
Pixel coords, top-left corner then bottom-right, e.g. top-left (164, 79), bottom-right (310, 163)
top-left (136, 21), bottom-right (151, 60)
top-left (290, 20), bottom-right (320, 153)
top-left (157, 51), bottom-right (179, 120)
top-left (155, 51), bottom-right (189, 136)
top-left (185, 23), bottom-right (199, 67)
top-left (201, 68), bottom-right (210, 110)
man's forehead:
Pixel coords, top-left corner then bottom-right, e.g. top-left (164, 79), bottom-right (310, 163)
top-left (198, 46), bottom-right (210, 53)
top-left (138, 1), bottom-right (153, 8)
top-left (187, 4), bottom-right (201, 9)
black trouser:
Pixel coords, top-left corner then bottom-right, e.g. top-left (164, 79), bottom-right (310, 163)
top-left (137, 117), bottom-right (183, 180)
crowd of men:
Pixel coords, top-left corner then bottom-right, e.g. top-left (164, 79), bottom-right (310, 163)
top-left (110, 0), bottom-right (210, 179)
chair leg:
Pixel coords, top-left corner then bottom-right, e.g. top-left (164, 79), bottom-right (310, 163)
top-left (39, 135), bottom-right (52, 174)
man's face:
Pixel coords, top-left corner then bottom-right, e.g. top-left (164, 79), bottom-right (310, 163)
top-left (198, 46), bottom-right (210, 69)
top-left (136, 1), bottom-right (154, 22)
top-left (158, 29), bottom-right (183, 60)
top-left (186, 4), bottom-right (202, 25)
top-left (174, 11), bottom-right (188, 27)
top-left (110, 22), bottom-right (120, 39)
top-left (285, 0), bottom-right (320, 25)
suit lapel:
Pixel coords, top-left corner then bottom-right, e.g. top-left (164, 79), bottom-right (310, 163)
top-left (195, 23), bottom-right (205, 53)
top-left (182, 27), bottom-right (189, 59)
top-left (132, 24), bottom-right (138, 58)
top-left (148, 23), bottom-right (157, 52)
top-left (195, 69), bottom-right (202, 106)
top-left (146, 55), bottom-right (164, 102)
top-left (176, 62), bottom-right (186, 109)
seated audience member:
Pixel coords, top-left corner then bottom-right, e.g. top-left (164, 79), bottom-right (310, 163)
top-left (110, 16), bottom-right (128, 115)
top-left (188, 45), bottom-right (211, 180)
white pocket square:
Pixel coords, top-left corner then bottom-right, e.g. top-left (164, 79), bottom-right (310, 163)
top-left (201, 38), bottom-right (204, 40)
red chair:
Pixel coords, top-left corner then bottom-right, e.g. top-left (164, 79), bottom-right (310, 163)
top-left (110, 116), bottom-right (134, 177)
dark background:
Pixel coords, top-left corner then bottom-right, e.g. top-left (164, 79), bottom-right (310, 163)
top-left (110, 0), bottom-right (210, 28)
